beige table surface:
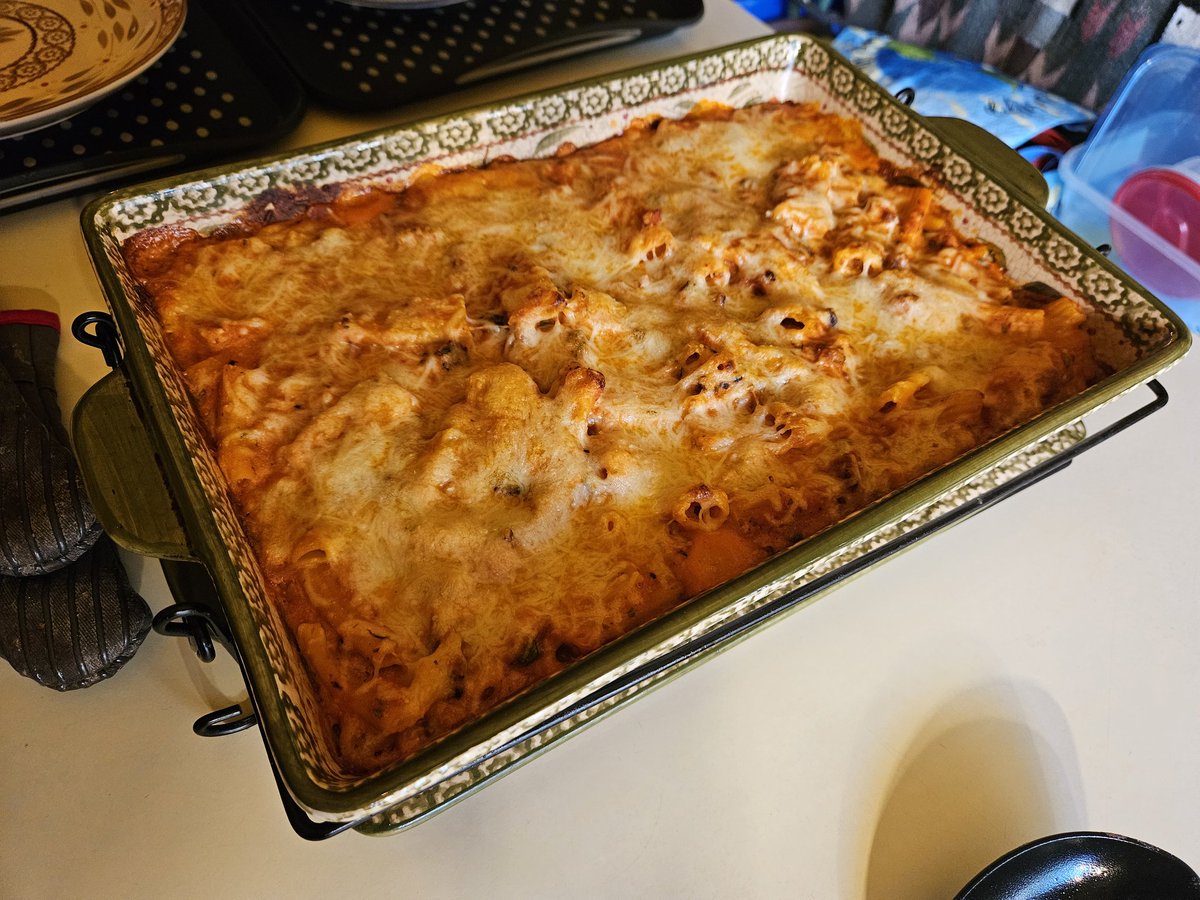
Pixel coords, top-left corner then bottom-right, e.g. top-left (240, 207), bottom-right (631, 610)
top-left (3, 4), bottom-right (1199, 898)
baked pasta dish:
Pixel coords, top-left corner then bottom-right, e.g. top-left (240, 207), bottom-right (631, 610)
top-left (123, 101), bottom-right (1103, 773)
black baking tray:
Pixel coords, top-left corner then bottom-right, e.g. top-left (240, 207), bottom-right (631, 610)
top-left (0, 0), bottom-right (305, 215)
top-left (245, 0), bottom-right (705, 112)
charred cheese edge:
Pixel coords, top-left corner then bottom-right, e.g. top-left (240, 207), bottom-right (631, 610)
top-left (124, 101), bottom-right (1102, 772)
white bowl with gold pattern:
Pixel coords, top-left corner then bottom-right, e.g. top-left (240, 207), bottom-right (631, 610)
top-left (0, 0), bottom-right (186, 138)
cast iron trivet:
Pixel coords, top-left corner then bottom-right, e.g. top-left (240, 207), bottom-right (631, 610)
top-left (0, 0), bottom-right (305, 214)
top-left (246, 0), bottom-right (705, 112)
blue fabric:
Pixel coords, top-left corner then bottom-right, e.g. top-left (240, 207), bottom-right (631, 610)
top-left (833, 26), bottom-right (1095, 147)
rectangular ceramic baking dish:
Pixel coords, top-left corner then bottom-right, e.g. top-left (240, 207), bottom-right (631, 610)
top-left (74, 33), bottom-right (1191, 837)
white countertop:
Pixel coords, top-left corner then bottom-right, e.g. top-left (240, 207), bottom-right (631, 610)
top-left (2, 4), bottom-right (1198, 897)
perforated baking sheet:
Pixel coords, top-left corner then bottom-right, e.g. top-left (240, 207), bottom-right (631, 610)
top-left (246, 0), bottom-right (704, 111)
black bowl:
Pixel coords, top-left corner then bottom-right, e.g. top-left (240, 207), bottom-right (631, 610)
top-left (956, 831), bottom-right (1200, 900)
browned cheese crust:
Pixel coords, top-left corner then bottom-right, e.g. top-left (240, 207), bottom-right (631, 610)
top-left (123, 101), bottom-right (1103, 772)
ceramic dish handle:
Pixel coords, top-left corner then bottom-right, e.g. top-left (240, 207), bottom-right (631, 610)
top-left (928, 117), bottom-right (1050, 209)
top-left (890, 87), bottom-right (1048, 209)
top-left (72, 315), bottom-right (196, 562)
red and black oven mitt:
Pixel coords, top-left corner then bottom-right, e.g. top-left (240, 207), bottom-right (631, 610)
top-left (0, 310), bottom-right (151, 690)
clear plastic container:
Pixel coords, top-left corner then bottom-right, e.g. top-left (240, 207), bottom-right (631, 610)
top-left (1054, 43), bottom-right (1200, 330)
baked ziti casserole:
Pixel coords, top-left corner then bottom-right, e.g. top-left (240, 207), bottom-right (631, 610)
top-left (122, 101), bottom-right (1104, 772)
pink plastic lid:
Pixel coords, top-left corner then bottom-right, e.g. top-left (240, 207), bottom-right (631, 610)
top-left (1112, 167), bottom-right (1200, 296)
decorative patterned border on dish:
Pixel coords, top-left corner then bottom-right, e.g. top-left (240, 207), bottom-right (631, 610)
top-left (86, 33), bottom-right (1188, 822)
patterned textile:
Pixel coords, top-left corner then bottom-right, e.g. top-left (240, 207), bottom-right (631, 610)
top-left (832, 26), bottom-right (1095, 145)
top-left (835, 0), bottom-right (1200, 108)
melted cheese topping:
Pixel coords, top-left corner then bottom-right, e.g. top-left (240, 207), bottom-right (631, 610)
top-left (124, 102), bottom-right (1102, 773)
